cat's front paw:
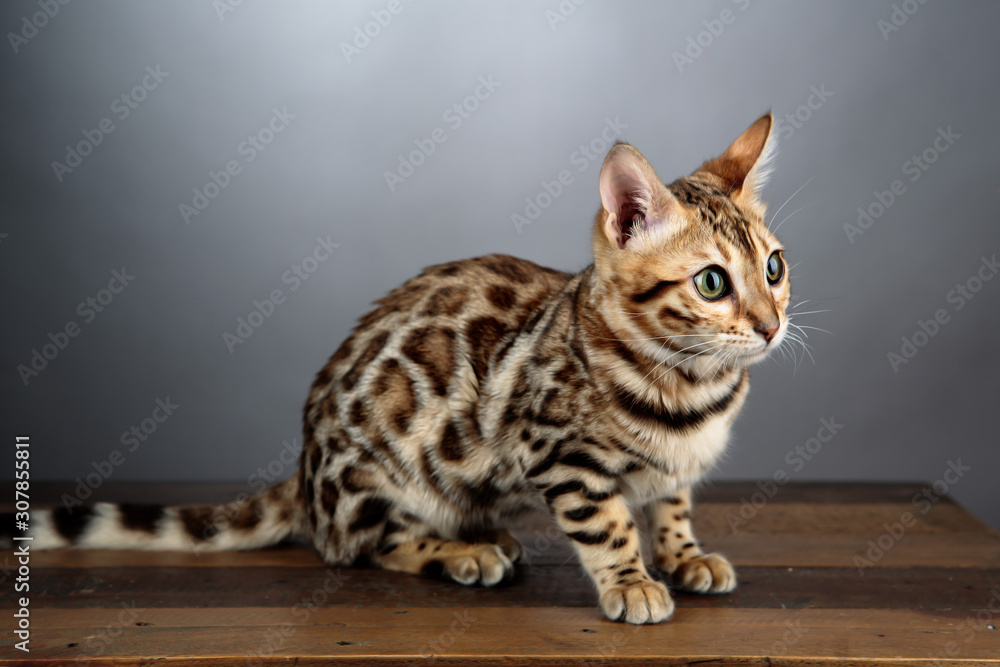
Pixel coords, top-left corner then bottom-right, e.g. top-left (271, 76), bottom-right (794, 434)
top-left (495, 529), bottom-right (523, 563)
top-left (599, 579), bottom-right (674, 624)
top-left (423, 543), bottom-right (515, 587)
top-left (667, 552), bottom-right (736, 594)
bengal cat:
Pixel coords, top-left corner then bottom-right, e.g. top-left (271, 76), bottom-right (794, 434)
top-left (21, 113), bottom-right (789, 624)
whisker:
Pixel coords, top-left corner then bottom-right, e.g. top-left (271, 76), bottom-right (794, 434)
top-left (702, 347), bottom-right (726, 381)
top-left (709, 348), bottom-right (738, 382)
top-left (767, 176), bottom-right (814, 231)
top-left (636, 336), bottom-right (672, 387)
top-left (772, 202), bottom-right (815, 235)
top-left (591, 333), bottom-right (710, 343)
top-left (791, 296), bottom-right (845, 307)
top-left (777, 341), bottom-right (790, 365)
top-left (658, 339), bottom-right (719, 364)
top-left (784, 331), bottom-right (816, 366)
top-left (787, 322), bottom-right (810, 340)
top-left (787, 309), bottom-right (831, 317)
top-left (792, 324), bottom-right (833, 336)
top-left (782, 335), bottom-right (803, 375)
top-left (653, 343), bottom-right (725, 385)
top-left (635, 339), bottom-right (718, 387)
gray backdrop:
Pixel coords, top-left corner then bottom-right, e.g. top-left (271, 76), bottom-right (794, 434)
top-left (2, 2), bottom-right (998, 531)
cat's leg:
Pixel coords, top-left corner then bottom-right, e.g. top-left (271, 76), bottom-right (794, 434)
top-left (309, 464), bottom-right (518, 586)
top-left (371, 524), bottom-right (517, 587)
top-left (546, 482), bottom-right (673, 624)
top-left (646, 487), bottom-right (736, 594)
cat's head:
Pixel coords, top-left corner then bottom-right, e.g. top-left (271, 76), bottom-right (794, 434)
top-left (591, 113), bottom-right (788, 374)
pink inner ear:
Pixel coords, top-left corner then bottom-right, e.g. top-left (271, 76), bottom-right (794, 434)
top-left (603, 212), bottom-right (626, 249)
top-left (600, 164), bottom-right (640, 219)
top-left (600, 151), bottom-right (657, 248)
top-left (605, 204), bottom-right (658, 249)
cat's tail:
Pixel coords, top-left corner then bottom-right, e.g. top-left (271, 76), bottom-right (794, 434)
top-left (1, 476), bottom-right (305, 552)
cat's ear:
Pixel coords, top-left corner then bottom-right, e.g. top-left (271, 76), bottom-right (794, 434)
top-left (697, 112), bottom-right (776, 202)
top-left (598, 143), bottom-right (678, 250)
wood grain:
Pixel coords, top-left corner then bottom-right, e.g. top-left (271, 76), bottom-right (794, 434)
top-left (19, 566), bottom-right (1000, 611)
top-left (1, 481), bottom-right (998, 666)
top-left (12, 608), bottom-right (1000, 665)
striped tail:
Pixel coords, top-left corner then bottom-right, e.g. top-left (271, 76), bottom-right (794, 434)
top-left (4, 477), bottom-right (303, 552)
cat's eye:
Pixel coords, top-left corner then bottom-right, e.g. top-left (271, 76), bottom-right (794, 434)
top-left (694, 267), bottom-right (729, 301)
top-left (766, 252), bottom-right (784, 285)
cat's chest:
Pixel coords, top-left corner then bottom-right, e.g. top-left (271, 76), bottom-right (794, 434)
top-left (618, 416), bottom-right (733, 505)
top-left (603, 371), bottom-right (748, 498)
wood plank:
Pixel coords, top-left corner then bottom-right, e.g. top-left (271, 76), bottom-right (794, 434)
top-left (4, 482), bottom-right (997, 665)
top-left (19, 527), bottom-right (1000, 570)
top-left (700, 533), bottom-right (1000, 569)
top-left (7, 607), bottom-right (1000, 665)
top-left (693, 480), bottom-right (959, 505)
top-left (11, 566), bottom-right (999, 611)
top-left (697, 502), bottom-right (990, 534)
top-left (24, 544), bottom-right (325, 569)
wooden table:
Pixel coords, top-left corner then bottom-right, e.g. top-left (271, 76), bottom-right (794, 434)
top-left (2, 481), bottom-right (998, 665)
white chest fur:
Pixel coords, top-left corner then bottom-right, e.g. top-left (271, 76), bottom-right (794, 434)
top-left (619, 414), bottom-right (734, 507)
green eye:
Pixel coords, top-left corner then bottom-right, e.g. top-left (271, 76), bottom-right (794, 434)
top-left (766, 252), bottom-right (784, 284)
top-left (694, 267), bottom-right (728, 300)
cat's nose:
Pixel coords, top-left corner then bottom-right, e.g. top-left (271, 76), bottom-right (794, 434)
top-left (755, 320), bottom-right (780, 343)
